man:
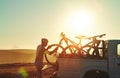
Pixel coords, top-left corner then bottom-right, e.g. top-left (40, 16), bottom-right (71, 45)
top-left (35, 38), bottom-right (48, 78)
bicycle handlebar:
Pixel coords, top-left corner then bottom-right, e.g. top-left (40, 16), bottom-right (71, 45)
top-left (96, 34), bottom-right (106, 38)
top-left (86, 34), bottom-right (106, 40)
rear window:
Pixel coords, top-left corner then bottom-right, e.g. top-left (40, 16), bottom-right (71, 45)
top-left (117, 44), bottom-right (120, 58)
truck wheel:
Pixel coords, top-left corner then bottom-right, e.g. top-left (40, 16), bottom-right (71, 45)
top-left (83, 70), bottom-right (109, 78)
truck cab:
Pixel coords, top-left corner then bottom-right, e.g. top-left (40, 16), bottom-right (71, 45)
top-left (55, 40), bottom-right (120, 78)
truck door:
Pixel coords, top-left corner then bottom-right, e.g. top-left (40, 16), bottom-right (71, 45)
top-left (108, 40), bottom-right (120, 78)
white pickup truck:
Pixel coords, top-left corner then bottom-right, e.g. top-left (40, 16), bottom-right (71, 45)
top-left (54, 40), bottom-right (120, 78)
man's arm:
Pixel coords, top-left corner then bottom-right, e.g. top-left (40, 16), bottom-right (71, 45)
top-left (45, 47), bottom-right (58, 55)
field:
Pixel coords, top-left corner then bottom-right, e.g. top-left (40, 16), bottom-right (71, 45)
top-left (0, 49), bottom-right (55, 78)
top-left (0, 49), bottom-right (36, 64)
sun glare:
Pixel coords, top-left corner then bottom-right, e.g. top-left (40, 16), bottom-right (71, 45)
top-left (66, 10), bottom-right (94, 35)
top-left (71, 12), bottom-right (91, 27)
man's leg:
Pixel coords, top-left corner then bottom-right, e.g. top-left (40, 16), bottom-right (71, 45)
top-left (36, 66), bottom-right (42, 78)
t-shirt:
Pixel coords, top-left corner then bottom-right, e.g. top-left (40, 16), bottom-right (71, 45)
top-left (35, 44), bottom-right (45, 66)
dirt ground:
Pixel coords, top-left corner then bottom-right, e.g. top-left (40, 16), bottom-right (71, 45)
top-left (0, 63), bottom-right (54, 78)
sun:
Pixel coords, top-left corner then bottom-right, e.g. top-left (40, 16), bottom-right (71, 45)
top-left (66, 11), bottom-right (94, 35)
top-left (70, 12), bottom-right (92, 27)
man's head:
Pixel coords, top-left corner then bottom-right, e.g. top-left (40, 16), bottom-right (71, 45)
top-left (41, 38), bottom-right (48, 46)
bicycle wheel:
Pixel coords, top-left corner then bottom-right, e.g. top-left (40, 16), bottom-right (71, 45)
top-left (63, 45), bottom-right (88, 58)
top-left (45, 44), bottom-right (64, 65)
top-left (62, 45), bottom-right (79, 58)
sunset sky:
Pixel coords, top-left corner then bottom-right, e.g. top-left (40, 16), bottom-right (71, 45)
top-left (0, 0), bottom-right (120, 49)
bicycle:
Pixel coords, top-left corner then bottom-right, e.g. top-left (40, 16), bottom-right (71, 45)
top-left (84, 34), bottom-right (106, 58)
top-left (44, 32), bottom-right (86, 64)
top-left (63, 34), bottom-right (106, 58)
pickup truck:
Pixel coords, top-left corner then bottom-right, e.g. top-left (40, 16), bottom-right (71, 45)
top-left (54, 40), bottom-right (120, 78)
top-left (45, 34), bottom-right (120, 78)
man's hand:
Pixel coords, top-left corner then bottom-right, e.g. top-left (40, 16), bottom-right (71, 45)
top-left (44, 50), bottom-right (50, 55)
top-left (45, 47), bottom-right (58, 55)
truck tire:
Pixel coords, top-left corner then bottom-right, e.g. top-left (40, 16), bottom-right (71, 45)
top-left (83, 70), bottom-right (109, 78)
